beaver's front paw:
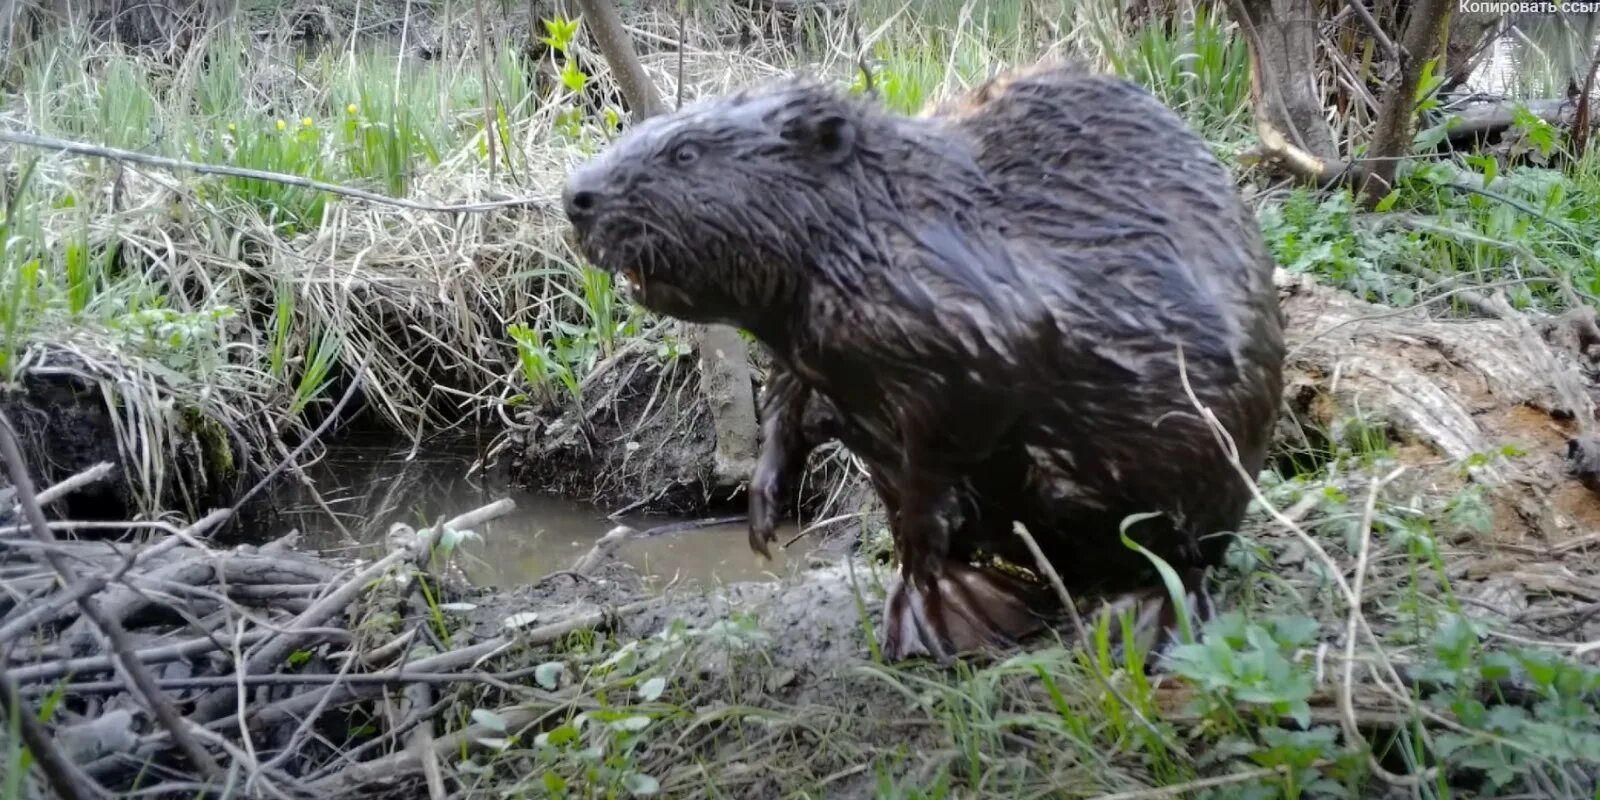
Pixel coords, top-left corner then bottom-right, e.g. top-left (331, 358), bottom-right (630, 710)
top-left (747, 465), bottom-right (783, 559)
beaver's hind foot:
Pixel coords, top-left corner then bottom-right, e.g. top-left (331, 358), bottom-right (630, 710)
top-left (880, 560), bottom-right (1051, 663)
top-left (1085, 573), bottom-right (1215, 673)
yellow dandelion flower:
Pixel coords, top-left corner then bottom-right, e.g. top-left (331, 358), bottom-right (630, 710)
top-left (302, 117), bottom-right (314, 128)
top-left (346, 103), bottom-right (358, 115)
top-left (275, 119), bottom-right (287, 131)
top-left (227, 122), bottom-right (236, 132)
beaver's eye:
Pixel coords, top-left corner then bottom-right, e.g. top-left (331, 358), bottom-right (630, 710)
top-left (672, 143), bottom-right (700, 166)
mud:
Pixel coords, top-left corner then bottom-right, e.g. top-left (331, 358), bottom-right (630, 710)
top-left (1, 346), bottom-right (246, 524)
top-left (512, 343), bottom-right (860, 523)
top-left (2, 355), bottom-right (143, 521)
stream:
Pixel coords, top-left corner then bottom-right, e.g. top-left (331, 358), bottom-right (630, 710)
top-left (241, 429), bottom-right (821, 590)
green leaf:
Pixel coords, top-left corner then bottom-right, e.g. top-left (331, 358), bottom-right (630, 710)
top-left (622, 772), bottom-right (660, 796)
top-left (543, 771), bottom-right (569, 792)
top-left (637, 676), bottom-right (667, 702)
top-left (535, 661), bottom-right (566, 690)
top-left (561, 60), bottom-right (588, 93)
top-left (1118, 511), bottom-right (1194, 645)
top-left (1372, 189), bottom-right (1401, 213)
top-left (537, 723), bottom-right (579, 748)
top-left (471, 708), bottom-right (508, 733)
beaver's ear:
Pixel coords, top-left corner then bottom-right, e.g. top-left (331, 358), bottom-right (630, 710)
top-left (783, 113), bottom-right (856, 165)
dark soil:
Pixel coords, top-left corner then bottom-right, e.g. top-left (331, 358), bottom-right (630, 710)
top-left (511, 344), bottom-right (859, 524)
top-left (512, 346), bottom-right (725, 515)
top-left (1, 361), bottom-right (132, 521)
top-left (1, 348), bottom-right (246, 525)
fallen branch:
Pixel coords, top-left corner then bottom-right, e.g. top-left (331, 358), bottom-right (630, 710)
top-left (0, 649), bottom-right (103, 800)
top-left (1436, 96), bottom-right (1592, 144)
top-left (0, 130), bottom-right (549, 214)
top-left (0, 409), bottom-right (226, 781)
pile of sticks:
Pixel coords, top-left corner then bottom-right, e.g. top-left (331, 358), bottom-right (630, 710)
top-left (0, 413), bottom-right (642, 799)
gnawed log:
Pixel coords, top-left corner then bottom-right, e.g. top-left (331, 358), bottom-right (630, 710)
top-left (1436, 97), bottom-right (1595, 145)
top-left (1275, 268), bottom-right (1600, 552)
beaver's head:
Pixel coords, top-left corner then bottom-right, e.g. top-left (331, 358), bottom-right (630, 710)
top-left (562, 79), bottom-right (883, 332)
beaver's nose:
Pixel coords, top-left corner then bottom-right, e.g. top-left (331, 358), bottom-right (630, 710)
top-left (562, 165), bottom-right (607, 226)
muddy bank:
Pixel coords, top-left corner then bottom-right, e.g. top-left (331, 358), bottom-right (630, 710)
top-left (0, 345), bottom-right (245, 522)
top-left (510, 339), bottom-right (870, 529)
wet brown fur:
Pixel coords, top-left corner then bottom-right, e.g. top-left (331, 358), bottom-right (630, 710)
top-left (563, 61), bottom-right (1286, 663)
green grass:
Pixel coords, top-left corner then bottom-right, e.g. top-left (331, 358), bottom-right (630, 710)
top-left (0, 18), bottom-right (630, 513)
top-left (1260, 143), bottom-right (1600, 314)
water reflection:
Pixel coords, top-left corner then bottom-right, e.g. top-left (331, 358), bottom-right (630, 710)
top-left (1467, 13), bottom-right (1600, 97)
top-left (244, 430), bottom-right (815, 589)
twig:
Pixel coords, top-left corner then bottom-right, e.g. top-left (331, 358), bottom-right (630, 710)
top-left (782, 511), bottom-right (864, 549)
top-left (0, 507), bottom-right (232, 647)
top-left (0, 648), bottom-right (104, 800)
top-left (573, 514), bottom-right (747, 573)
top-left (849, 0), bottom-right (875, 96)
top-left (0, 410), bottom-right (226, 781)
top-left (1341, 0), bottom-right (1399, 64)
top-left (7, 627), bottom-right (339, 685)
top-left (1340, 467), bottom-right (1421, 787)
top-left (217, 363), bottom-right (368, 536)
top-left (25, 462), bottom-right (116, 510)
top-left (1089, 761), bottom-right (1327, 800)
top-left (0, 131), bottom-right (547, 214)
top-left (472, 0), bottom-right (498, 185)
top-left (433, 498), bottom-right (517, 534)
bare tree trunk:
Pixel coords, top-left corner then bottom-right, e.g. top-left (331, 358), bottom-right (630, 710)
top-left (1442, 11), bottom-right (1502, 90)
top-left (569, 0), bottom-right (760, 490)
top-left (1233, 0), bottom-right (1341, 163)
top-left (572, 0), bottom-right (665, 118)
top-left (1361, 0), bottom-right (1452, 206)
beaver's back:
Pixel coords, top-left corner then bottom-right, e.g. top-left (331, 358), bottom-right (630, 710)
top-left (932, 64), bottom-right (1280, 422)
top-left (919, 64), bottom-right (1285, 578)
top-left (930, 63), bottom-right (1278, 355)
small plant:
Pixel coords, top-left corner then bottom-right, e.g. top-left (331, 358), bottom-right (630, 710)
top-left (1162, 611), bottom-right (1369, 798)
top-left (507, 322), bottom-right (587, 408)
top-left (540, 16), bottom-right (592, 143)
top-left (1414, 616), bottom-right (1600, 794)
top-left (466, 615), bottom-right (771, 797)
top-left (207, 115), bottom-right (333, 235)
top-left (110, 304), bottom-right (239, 378)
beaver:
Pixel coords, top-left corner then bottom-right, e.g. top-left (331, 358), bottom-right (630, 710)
top-left (562, 61), bottom-right (1285, 663)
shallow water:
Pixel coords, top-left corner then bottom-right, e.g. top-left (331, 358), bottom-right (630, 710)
top-left (1466, 14), bottom-right (1600, 97)
top-left (243, 430), bottom-right (818, 590)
